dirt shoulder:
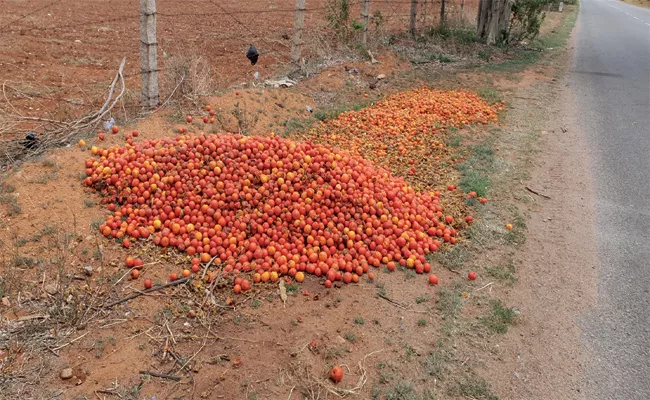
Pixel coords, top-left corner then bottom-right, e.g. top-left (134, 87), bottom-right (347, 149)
top-left (479, 32), bottom-right (599, 398)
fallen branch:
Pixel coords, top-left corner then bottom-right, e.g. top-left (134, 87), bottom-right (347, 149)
top-left (103, 277), bottom-right (191, 308)
top-left (0, 57), bottom-right (127, 166)
top-left (525, 186), bottom-right (551, 199)
top-left (139, 370), bottom-right (181, 381)
top-left (51, 331), bottom-right (90, 352)
top-left (377, 293), bottom-right (408, 309)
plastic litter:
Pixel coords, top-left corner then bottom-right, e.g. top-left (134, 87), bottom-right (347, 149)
top-left (103, 118), bottom-right (115, 131)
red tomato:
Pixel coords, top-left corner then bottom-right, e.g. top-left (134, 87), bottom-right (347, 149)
top-left (468, 271), bottom-right (477, 280)
top-left (329, 365), bottom-right (343, 383)
top-left (144, 279), bottom-right (153, 289)
top-left (169, 273), bottom-right (179, 281)
top-left (428, 274), bottom-right (438, 285)
top-left (112, 125), bottom-right (119, 134)
top-left (186, 115), bottom-right (193, 123)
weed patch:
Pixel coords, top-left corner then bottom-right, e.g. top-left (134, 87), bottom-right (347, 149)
top-left (480, 299), bottom-right (517, 334)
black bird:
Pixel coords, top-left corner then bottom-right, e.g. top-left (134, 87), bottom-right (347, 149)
top-left (246, 45), bottom-right (259, 66)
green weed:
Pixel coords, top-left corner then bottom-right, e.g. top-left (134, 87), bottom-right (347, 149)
top-left (436, 289), bottom-right (462, 319)
top-left (481, 299), bottom-right (517, 334)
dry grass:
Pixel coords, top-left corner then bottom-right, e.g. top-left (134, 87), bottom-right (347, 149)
top-left (161, 51), bottom-right (212, 102)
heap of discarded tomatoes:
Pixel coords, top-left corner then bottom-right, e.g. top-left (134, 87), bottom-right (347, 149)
top-left (302, 88), bottom-right (502, 191)
top-left (85, 133), bottom-right (467, 289)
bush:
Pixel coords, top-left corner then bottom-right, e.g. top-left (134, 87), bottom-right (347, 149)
top-left (507, 0), bottom-right (554, 43)
top-left (325, 0), bottom-right (351, 39)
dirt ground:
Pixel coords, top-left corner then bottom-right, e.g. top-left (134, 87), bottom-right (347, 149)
top-left (0, 0), bottom-right (479, 120)
top-left (0, 5), bottom-right (582, 400)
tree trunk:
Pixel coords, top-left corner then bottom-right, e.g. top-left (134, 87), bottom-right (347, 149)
top-left (476, 0), bottom-right (512, 44)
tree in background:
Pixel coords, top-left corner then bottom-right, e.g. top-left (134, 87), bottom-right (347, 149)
top-left (477, 0), bottom-right (552, 45)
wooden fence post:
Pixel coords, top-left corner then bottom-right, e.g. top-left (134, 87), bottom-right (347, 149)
top-left (291, 0), bottom-right (306, 67)
top-left (361, 0), bottom-right (370, 45)
top-left (409, 0), bottom-right (417, 35)
top-left (440, 0), bottom-right (446, 24)
top-left (461, 0), bottom-right (466, 22)
top-left (140, 0), bottom-right (159, 108)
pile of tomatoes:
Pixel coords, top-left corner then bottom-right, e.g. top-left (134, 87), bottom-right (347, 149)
top-left (85, 133), bottom-right (470, 289)
top-left (302, 88), bottom-right (502, 192)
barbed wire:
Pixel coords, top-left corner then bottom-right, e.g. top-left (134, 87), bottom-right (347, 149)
top-left (0, 0), bottom-right (63, 32)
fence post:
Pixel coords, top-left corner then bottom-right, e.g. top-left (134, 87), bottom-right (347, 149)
top-left (461, 0), bottom-right (465, 21)
top-left (140, 0), bottom-right (159, 108)
top-left (440, 0), bottom-right (446, 24)
top-left (409, 0), bottom-right (417, 35)
top-left (291, 0), bottom-right (306, 67)
top-left (361, 0), bottom-right (370, 45)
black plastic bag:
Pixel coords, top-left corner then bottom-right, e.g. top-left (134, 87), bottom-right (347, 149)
top-left (246, 44), bottom-right (259, 66)
top-left (22, 132), bottom-right (38, 150)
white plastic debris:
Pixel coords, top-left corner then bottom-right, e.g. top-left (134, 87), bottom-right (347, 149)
top-left (103, 117), bottom-right (115, 131)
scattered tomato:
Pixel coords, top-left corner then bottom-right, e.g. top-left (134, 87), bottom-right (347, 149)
top-left (468, 271), bottom-right (477, 281)
top-left (144, 279), bottom-right (153, 289)
top-left (329, 365), bottom-right (343, 383)
top-left (131, 269), bottom-right (140, 279)
top-left (428, 274), bottom-right (438, 285)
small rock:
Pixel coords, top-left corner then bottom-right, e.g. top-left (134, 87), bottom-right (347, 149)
top-left (377, 74), bottom-right (386, 80)
top-left (74, 40), bottom-right (81, 43)
top-left (60, 368), bottom-right (73, 380)
top-left (83, 266), bottom-right (93, 276)
top-left (188, 309), bottom-right (197, 318)
top-left (44, 284), bottom-right (58, 295)
top-left (1, 297), bottom-right (10, 307)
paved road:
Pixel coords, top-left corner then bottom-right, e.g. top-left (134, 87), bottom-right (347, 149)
top-left (570, 0), bottom-right (650, 398)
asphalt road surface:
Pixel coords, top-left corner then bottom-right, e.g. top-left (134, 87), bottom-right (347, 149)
top-left (570, 0), bottom-right (650, 398)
